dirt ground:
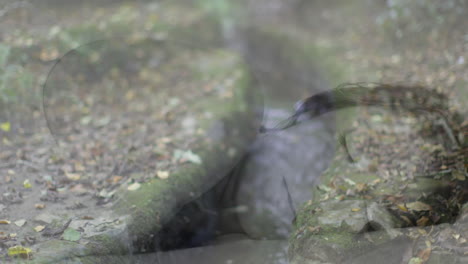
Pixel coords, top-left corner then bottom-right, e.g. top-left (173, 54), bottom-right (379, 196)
top-left (0, 1), bottom-right (256, 261)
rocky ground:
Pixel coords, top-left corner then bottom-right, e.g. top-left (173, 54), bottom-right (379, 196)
top-left (278, 1), bottom-right (467, 263)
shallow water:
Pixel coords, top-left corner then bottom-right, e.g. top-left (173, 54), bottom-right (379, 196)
top-left (135, 235), bottom-right (288, 264)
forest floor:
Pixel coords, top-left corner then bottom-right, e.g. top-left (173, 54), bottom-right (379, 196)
top-left (0, 1), bottom-right (254, 261)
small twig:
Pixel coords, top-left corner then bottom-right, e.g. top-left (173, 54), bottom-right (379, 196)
top-left (436, 118), bottom-right (460, 149)
top-left (338, 131), bottom-right (355, 163)
top-left (282, 174), bottom-right (296, 220)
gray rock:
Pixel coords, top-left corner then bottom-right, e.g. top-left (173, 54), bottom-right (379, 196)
top-left (235, 108), bottom-right (335, 239)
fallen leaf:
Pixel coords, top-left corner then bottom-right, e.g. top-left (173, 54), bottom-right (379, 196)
top-left (406, 201), bottom-right (432, 212)
top-left (159, 137), bottom-right (172, 144)
top-left (396, 204), bottom-right (408, 212)
top-left (408, 257), bottom-right (423, 264)
top-left (416, 216), bottom-right (430, 227)
top-left (34, 225), bottom-right (45, 232)
top-left (308, 226), bottom-right (321, 233)
top-left (111, 176), bottom-right (123, 184)
top-left (156, 170), bottom-right (169, 179)
top-left (0, 220), bottom-right (11, 224)
top-left (351, 208), bottom-right (361, 212)
top-left (62, 228), bottom-right (81, 242)
top-left (65, 172), bottom-right (81, 181)
top-left (80, 116), bottom-right (92, 125)
top-left (344, 178), bottom-right (356, 185)
top-left (400, 215), bottom-right (413, 225)
top-left (173, 149), bottom-right (202, 164)
top-left (417, 229), bottom-right (428, 235)
top-left (7, 245), bottom-right (32, 259)
top-left (98, 189), bottom-right (116, 198)
top-left (127, 182), bottom-right (141, 191)
top-left (39, 48), bottom-right (59, 61)
top-left (425, 240), bottom-right (431, 248)
top-left (168, 97), bottom-right (180, 106)
top-left (355, 183), bottom-right (368, 193)
top-left (14, 219), bottom-right (26, 227)
top-left (417, 247), bottom-right (432, 262)
top-left (0, 122), bottom-right (11, 132)
top-left (69, 184), bottom-right (87, 194)
top-left (35, 204), bottom-right (46, 209)
top-left (370, 179), bottom-right (381, 185)
top-left (23, 179), bottom-right (32, 189)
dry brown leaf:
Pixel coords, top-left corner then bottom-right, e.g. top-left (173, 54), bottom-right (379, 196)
top-left (355, 183), bottom-right (368, 193)
top-left (416, 216), bottom-right (430, 227)
top-left (308, 226), bottom-right (321, 233)
top-left (400, 215), bottom-right (413, 225)
top-left (35, 204), bottom-right (46, 209)
top-left (111, 176), bottom-right (123, 184)
top-left (417, 247), bottom-right (432, 262)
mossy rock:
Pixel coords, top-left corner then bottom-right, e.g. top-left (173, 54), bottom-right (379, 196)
top-left (289, 199), bottom-right (406, 263)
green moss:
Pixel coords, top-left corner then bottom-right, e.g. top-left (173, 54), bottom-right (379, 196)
top-left (316, 226), bottom-right (355, 247)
